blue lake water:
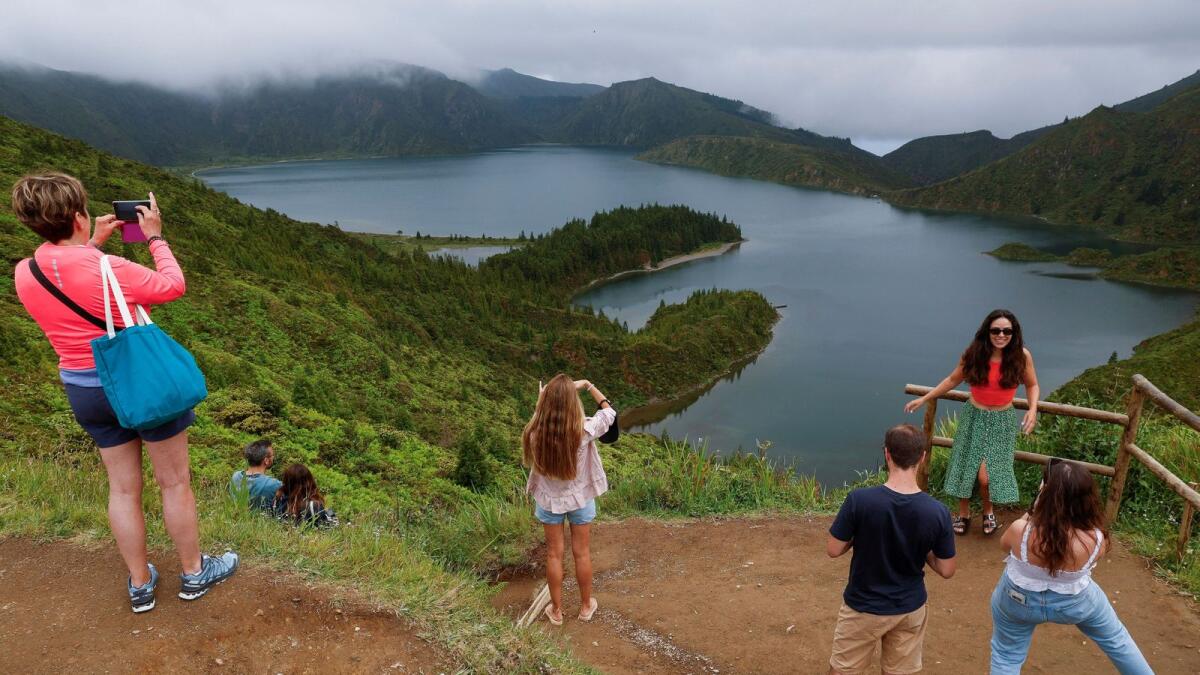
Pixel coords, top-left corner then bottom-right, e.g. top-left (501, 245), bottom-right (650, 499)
top-left (199, 147), bottom-right (1197, 486)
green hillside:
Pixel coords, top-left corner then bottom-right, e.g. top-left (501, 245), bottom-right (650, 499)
top-left (638, 135), bottom-right (912, 195)
top-left (888, 88), bottom-right (1200, 243)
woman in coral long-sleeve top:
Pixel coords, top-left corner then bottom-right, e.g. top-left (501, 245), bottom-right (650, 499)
top-left (12, 174), bottom-right (237, 614)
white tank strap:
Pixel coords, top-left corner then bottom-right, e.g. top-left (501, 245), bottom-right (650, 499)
top-left (1019, 521), bottom-right (1033, 562)
top-left (1084, 529), bottom-right (1105, 567)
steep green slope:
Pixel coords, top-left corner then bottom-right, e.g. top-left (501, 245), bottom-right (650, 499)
top-left (888, 89), bottom-right (1200, 243)
top-left (473, 68), bottom-right (605, 99)
top-left (637, 135), bottom-right (912, 195)
top-left (0, 64), bottom-right (535, 165)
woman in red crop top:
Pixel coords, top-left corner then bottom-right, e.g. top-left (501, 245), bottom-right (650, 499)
top-left (905, 309), bottom-right (1040, 536)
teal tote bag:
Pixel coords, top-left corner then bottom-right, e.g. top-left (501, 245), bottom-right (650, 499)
top-left (91, 255), bottom-right (207, 430)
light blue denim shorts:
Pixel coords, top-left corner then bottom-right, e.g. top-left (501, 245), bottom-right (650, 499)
top-left (535, 499), bottom-right (596, 526)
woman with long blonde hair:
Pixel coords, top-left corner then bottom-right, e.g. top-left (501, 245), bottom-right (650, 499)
top-left (523, 373), bottom-right (615, 625)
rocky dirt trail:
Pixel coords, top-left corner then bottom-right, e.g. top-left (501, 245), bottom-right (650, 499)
top-left (0, 538), bottom-right (452, 674)
top-left (493, 514), bottom-right (1200, 674)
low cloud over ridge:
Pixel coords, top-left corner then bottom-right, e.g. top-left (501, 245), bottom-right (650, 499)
top-left (1, 0), bottom-right (1197, 146)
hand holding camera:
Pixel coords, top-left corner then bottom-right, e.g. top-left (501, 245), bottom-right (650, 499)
top-left (113, 192), bottom-right (162, 243)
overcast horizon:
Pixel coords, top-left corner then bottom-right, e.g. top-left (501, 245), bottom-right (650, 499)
top-left (2, 1), bottom-right (1198, 155)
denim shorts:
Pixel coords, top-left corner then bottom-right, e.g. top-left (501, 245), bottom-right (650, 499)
top-left (535, 499), bottom-right (596, 526)
top-left (63, 384), bottom-right (195, 448)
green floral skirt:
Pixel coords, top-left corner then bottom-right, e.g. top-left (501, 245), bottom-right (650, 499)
top-left (942, 403), bottom-right (1020, 503)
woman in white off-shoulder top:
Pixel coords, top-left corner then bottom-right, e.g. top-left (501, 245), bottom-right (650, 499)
top-left (990, 459), bottom-right (1151, 674)
top-left (523, 373), bottom-right (615, 626)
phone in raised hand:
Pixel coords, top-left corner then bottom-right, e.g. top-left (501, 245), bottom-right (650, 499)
top-left (113, 200), bottom-right (151, 242)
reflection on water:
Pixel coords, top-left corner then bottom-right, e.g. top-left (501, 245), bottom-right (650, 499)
top-left (428, 246), bottom-right (512, 266)
top-left (622, 351), bottom-right (762, 428)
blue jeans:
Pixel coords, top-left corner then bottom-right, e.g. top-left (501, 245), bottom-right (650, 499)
top-left (990, 573), bottom-right (1152, 674)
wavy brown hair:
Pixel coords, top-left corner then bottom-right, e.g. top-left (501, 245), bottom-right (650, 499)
top-left (961, 309), bottom-right (1026, 389)
top-left (275, 464), bottom-right (325, 518)
top-left (522, 374), bottom-right (584, 481)
top-left (1030, 460), bottom-right (1107, 575)
top-left (11, 173), bottom-right (88, 242)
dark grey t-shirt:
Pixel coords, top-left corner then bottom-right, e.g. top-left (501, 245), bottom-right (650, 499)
top-left (830, 485), bottom-right (955, 615)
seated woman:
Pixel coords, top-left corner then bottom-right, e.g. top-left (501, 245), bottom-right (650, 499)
top-left (271, 464), bottom-right (339, 528)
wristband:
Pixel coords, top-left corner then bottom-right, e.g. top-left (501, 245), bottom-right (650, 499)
top-left (147, 235), bottom-right (166, 245)
top-left (598, 398), bottom-right (611, 407)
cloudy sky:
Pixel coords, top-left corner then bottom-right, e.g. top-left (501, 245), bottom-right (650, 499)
top-left (2, 1), bottom-right (1197, 154)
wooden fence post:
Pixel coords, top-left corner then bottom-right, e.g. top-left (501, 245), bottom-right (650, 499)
top-left (918, 399), bottom-right (938, 492)
top-left (1105, 387), bottom-right (1145, 524)
top-left (1180, 482), bottom-right (1198, 562)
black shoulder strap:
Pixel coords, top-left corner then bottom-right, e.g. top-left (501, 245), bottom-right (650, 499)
top-left (26, 256), bottom-right (109, 330)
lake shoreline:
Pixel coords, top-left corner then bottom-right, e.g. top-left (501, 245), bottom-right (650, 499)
top-left (575, 240), bottom-right (744, 295)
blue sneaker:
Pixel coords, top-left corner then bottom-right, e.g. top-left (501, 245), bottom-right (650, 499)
top-left (178, 551), bottom-right (239, 600)
top-left (128, 562), bottom-right (158, 613)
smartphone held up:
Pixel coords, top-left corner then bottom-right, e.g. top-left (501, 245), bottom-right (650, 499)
top-left (113, 200), bottom-right (151, 242)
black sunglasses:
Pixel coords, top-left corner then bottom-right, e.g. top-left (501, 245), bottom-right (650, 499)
top-left (989, 327), bottom-right (1014, 336)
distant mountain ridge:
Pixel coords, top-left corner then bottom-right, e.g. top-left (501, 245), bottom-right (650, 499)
top-left (472, 68), bottom-right (606, 99)
top-left (0, 61), bottom-right (898, 195)
top-left (0, 62), bottom-right (533, 165)
top-left (883, 68), bottom-right (1200, 186)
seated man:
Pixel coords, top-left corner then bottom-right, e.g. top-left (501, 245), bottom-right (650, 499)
top-left (826, 424), bottom-right (957, 675)
top-left (228, 439), bottom-right (281, 510)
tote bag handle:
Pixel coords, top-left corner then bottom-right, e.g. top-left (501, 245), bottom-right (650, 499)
top-left (99, 255), bottom-right (152, 338)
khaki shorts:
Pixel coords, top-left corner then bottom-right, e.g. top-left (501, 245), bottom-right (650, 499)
top-left (829, 602), bottom-right (928, 674)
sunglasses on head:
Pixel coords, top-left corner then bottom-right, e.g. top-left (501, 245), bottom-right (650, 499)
top-left (989, 327), bottom-right (1014, 336)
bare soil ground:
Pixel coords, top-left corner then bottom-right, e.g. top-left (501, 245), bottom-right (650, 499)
top-left (0, 538), bottom-right (452, 674)
top-left (494, 513), bottom-right (1200, 674)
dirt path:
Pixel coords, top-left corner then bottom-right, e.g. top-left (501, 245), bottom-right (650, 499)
top-left (494, 514), bottom-right (1200, 674)
top-left (0, 538), bottom-right (451, 674)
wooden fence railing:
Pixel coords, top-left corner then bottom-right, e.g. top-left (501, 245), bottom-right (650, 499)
top-left (905, 374), bottom-right (1200, 560)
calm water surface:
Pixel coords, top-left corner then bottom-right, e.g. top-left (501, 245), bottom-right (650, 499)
top-left (200, 148), bottom-right (1197, 486)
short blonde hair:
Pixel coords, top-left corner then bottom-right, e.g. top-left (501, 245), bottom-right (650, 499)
top-left (11, 173), bottom-right (88, 242)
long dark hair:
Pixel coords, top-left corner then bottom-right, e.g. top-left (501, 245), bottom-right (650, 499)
top-left (275, 464), bottom-right (325, 517)
top-left (1030, 461), bottom-right (1107, 575)
top-left (961, 309), bottom-right (1025, 388)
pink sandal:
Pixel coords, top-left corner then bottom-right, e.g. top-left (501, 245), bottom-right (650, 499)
top-left (543, 604), bottom-right (563, 626)
top-left (578, 597), bottom-right (599, 622)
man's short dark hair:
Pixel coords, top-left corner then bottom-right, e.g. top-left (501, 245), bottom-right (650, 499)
top-left (884, 424), bottom-right (926, 469)
top-left (244, 439), bottom-right (273, 467)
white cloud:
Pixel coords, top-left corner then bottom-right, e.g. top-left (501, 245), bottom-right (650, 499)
top-left (1, 1), bottom-right (1197, 140)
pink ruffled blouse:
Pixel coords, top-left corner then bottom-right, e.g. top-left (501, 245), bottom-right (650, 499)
top-left (526, 406), bottom-right (616, 513)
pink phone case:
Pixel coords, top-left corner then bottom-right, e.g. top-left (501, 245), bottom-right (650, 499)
top-left (121, 221), bottom-right (148, 243)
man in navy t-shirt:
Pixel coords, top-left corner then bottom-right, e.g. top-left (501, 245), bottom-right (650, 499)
top-left (826, 424), bottom-right (956, 674)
